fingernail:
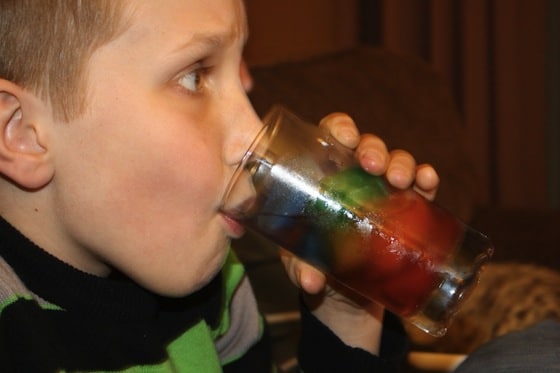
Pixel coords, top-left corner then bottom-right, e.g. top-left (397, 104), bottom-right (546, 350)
top-left (360, 149), bottom-right (386, 172)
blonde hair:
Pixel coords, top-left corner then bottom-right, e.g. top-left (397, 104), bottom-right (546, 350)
top-left (0, 0), bottom-right (128, 121)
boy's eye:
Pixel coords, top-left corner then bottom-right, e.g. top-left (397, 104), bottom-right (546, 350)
top-left (177, 68), bottom-right (206, 93)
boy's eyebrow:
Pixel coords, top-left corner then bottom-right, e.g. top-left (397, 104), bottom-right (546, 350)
top-left (170, 20), bottom-right (248, 55)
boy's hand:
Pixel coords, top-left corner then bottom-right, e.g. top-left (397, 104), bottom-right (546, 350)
top-left (280, 113), bottom-right (440, 354)
top-left (318, 112), bottom-right (439, 199)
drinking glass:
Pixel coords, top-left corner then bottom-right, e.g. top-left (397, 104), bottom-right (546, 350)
top-left (221, 106), bottom-right (493, 336)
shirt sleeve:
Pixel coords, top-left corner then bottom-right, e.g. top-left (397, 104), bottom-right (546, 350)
top-left (298, 298), bottom-right (409, 372)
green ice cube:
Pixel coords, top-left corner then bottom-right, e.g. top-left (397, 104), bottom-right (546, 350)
top-left (306, 167), bottom-right (389, 230)
top-left (320, 167), bottom-right (389, 208)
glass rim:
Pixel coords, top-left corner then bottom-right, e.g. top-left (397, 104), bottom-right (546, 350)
top-left (220, 106), bottom-right (286, 212)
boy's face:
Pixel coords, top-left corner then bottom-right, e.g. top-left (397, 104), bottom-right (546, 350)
top-left (46, 0), bottom-right (260, 295)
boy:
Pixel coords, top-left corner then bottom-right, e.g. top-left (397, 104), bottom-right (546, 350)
top-left (0, 1), bottom-right (439, 371)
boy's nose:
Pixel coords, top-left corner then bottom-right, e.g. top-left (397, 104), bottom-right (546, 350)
top-left (223, 99), bottom-right (263, 167)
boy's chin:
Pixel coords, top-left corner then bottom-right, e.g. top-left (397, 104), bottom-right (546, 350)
top-left (134, 241), bottom-right (230, 298)
top-left (145, 263), bottom-right (224, 298)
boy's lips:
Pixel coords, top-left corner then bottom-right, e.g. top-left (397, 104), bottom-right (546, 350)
top-left (219, 192), bottom-right (256, 239)
top-left (220, 183), bottom-right (256, 239)
top-left (221, 213), bottom-right (246, 238)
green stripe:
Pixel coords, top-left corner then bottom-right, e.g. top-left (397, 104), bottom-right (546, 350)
top-left (0, 294), bottom-right (62, 315)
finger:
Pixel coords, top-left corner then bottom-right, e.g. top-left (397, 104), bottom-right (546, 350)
top-left (299, 265), bottom-right (327, 294)
top-left (318, 113), bottom-right (361, 149)
top-left (413, 164), bottom-right (439, 201)
top-left (385, 149), bottom-right (417, 189)
top-left (280, 249), bottom-right (327, 294)
top-left (354, 134), bottom-right (390, 174)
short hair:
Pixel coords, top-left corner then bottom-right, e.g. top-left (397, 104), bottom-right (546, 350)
top-left (0, 0), bottom-right (128, 121)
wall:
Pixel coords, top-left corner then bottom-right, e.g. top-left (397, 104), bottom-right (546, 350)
top-left (367, 0), bottom-right (549, 209)
top-left (243, 0), bottom-right (359, 66)
top-left (547, 1), bottom-right (560, 208)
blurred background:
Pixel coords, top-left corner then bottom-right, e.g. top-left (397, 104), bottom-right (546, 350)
top-left (243, 0), bottom-right (559, 211)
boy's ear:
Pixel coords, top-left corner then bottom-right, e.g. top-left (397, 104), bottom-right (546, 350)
top-left (0, 79), bottom-right (53, 190)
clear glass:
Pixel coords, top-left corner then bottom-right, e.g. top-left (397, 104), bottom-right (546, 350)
top-left (221, 106), bottom-right (494, 336)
